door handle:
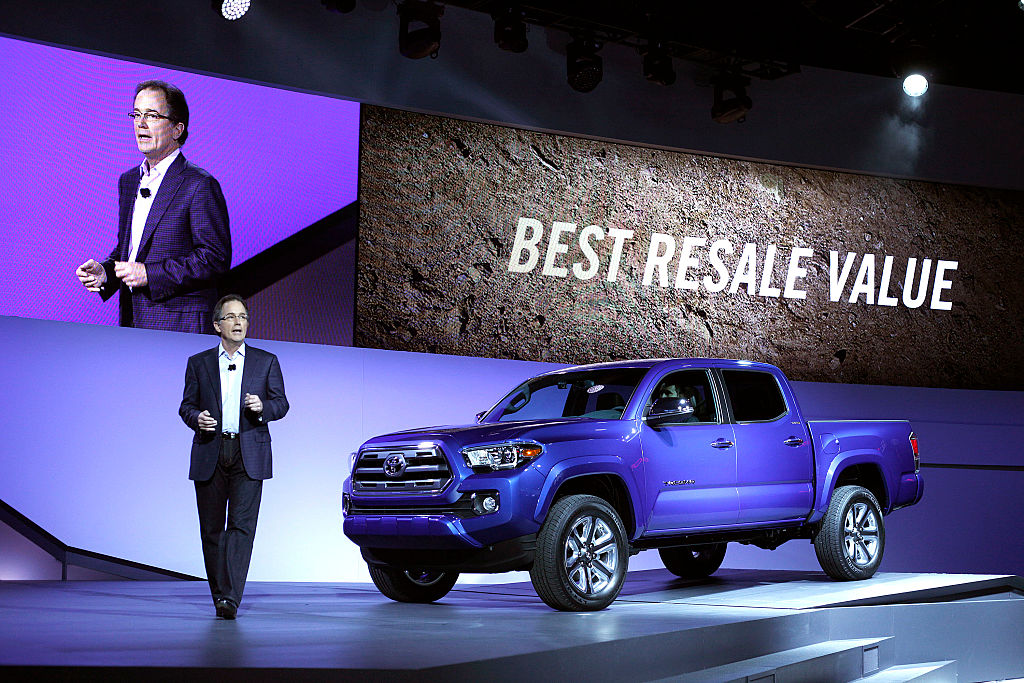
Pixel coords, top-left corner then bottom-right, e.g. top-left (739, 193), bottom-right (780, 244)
top-left (784, 437), bottom-right (804, 447)
top-left (710, 439), bottom-right (734, 449)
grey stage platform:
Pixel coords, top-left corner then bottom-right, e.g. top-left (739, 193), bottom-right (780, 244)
top-left (1, 569), bottom-right (1022, 681)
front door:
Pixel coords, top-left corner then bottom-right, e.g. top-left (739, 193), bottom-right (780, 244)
top-left (641, 369), bottom-right (738, 532)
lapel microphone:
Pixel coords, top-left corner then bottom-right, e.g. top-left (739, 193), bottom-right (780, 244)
top-left (228, 364), bottom-right (237, 371)
top-left (140, 188), bottom-right (151, 198)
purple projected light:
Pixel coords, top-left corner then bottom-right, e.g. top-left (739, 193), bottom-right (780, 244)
top-left (0, 36), bottom-right (359, 326)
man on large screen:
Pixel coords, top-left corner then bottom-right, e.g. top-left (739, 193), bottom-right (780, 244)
top-left (76, 80), bottom-right (231, 334)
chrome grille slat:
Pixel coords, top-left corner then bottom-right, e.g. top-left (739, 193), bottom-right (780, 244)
top-left (353, 445), bottom-right (452, 494)
top-left (355, 464), bottom-right (447, 474)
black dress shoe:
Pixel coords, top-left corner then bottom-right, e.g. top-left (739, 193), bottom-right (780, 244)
top-left (215, 599), bottom-right (237, 620)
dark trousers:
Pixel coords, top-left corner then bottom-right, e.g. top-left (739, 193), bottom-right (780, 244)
top-left (194, 438), bottom-right (262, 607)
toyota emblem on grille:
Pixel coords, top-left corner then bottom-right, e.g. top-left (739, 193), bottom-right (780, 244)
top-left (383, 453), bottom-right (407, 478)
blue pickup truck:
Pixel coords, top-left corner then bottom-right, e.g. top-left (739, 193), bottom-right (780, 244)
top-left (342, 359), bottom-right (923, 611)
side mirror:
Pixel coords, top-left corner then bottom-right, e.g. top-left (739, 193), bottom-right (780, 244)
top-left (645, 397), bottom-right (696, 427)
top-left (475, 410), bottom-right (487, 423)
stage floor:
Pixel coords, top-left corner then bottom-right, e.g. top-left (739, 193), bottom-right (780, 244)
top-left (1, 569), bottom-right (1022, 681)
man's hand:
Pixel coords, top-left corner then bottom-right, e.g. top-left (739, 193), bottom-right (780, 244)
top-left (244, 393), bottom-right (263, 414)
top-left (76, 259), bottom-right (107, 292)
top-left (197, 410), bottom-right (217, 432)
top-left (114, 261), bottom-right (148, 288)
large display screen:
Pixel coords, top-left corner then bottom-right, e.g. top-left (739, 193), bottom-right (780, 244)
top-left (356, 105), bottom-right (1024, 390)
top-left (0, 36), bottom-right (359, 342)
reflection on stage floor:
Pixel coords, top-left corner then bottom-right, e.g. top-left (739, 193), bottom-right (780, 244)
top-left (1, 569), bottom-right (1021, 681)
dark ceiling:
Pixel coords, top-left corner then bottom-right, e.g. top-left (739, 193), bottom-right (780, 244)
top-left (442, 0), bottom-right (1024, 94)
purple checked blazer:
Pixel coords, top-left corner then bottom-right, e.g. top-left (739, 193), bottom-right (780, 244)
top-left (179, 345), bottom-right (289, 481)
top-left (99, 153), bottom-right (231, 334)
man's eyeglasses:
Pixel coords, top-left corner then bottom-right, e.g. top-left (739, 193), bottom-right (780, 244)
top-left (218, 313), bottom-right (250, 323)
top-left (129, 110), bottom-right (173, 123)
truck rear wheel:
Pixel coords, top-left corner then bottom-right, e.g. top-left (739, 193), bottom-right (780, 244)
top-left (368, 566), bottom-right (459, 603)
top-left (659, 543), bottom-right (727, 579)
top-left (530, 494), bottom-right (629, 611)
top-left (814, 485), bottom-right (885, 581)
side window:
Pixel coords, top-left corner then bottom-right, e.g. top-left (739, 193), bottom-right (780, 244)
top-left (649, 370), bottom-right (718, 424)
top-left (721, 370), bottom-right (788, 422)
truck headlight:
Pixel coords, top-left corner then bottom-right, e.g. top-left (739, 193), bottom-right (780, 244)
top-left (462, 442), bottom-right (543, 471)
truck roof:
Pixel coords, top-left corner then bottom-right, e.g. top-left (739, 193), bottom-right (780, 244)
top-left (538, 358), bottom-right (782, 377)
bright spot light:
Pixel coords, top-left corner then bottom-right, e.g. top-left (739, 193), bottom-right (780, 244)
top-left (219, 0), bottom-right (250, 20)
top-left (903, 73), bottom-right (928, 97)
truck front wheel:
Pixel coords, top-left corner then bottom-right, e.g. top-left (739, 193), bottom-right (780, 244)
top-left (814, 485), bottom-right (885, 581)
top-left (368, 566), bottom-right (459, 603)
top-left (659, 543), bottom-right (727, 579)
top-left (530, 494), bottom-right (629, 611)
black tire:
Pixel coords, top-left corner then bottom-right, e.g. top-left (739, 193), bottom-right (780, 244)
top-left (814, 485), bottom-right (885, 581)
top-left (367, 565), bottom-right (459, 603)
top-left (659, 543), bottom-right (727, 579)
top-left (529, 494), bottom-right (629, 611)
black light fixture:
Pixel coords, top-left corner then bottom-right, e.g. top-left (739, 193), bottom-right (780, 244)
top-left (492, 5), bottom-right (528, 53)
top-left (398, 1), bottom-right (444, 59)
top-left (641, 41), bottom-right (675, 86)
top-left (567, 37), bottom-right (603, 93)
top-left (322, 0), bottom-right (356, 12)
top-left (711, 74), bottom-right (752, 123)
top-left (212, 0), bottom-right (250, 20)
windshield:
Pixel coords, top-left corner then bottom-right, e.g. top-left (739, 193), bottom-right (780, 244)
top-left (489, 368), bottom-right (648, 422)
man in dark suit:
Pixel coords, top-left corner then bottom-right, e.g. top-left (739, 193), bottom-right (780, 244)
top-left (178, 294), bottom-right (289, 619)
top-left (76, 80), bottom-right (230, 334)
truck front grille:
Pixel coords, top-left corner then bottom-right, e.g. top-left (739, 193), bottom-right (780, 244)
top-left (352, 445), bottom-right (452, 494)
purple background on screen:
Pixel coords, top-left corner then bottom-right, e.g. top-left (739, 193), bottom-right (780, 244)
top-left (0, 36), bottom-right (359, 326)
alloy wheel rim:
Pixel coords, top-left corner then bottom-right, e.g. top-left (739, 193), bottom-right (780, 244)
top-left (843, 501), bottom-right (879, 566)
top-left (563, 514), bottom-right (618, 596)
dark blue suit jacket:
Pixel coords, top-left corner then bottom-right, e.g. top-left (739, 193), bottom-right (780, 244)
top-left (100, 153), bottom-right (231, 334)
top-left (179, 345), bottom-right (289, 481)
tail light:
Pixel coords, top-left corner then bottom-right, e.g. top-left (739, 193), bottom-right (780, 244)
top-left (909, 432), bottom-right (919, 472)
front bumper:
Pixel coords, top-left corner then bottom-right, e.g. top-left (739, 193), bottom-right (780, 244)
top-left (343, 464), bottom-right (546, 550)
top-left (344, 513), bottom-right (485, 549)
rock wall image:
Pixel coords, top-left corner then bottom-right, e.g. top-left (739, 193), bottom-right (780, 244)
top-left (357, 105), bottom-right (1024, 390)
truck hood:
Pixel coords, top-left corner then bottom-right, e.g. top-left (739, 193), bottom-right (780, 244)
top-left (360, 418), bottom-right (635, 452)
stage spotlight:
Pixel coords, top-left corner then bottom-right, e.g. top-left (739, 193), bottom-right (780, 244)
top-left (322, 0), bottom-right (356, 12)
top-left (567, 37), bottom-right (603, 92)
top-left (398, 1), bottom-right (444, 59)
top-left (711, 74), bottom-right (752, 123)
top-left (641, 41), bottom-right (675, 86)
top-left (493, 5), bottom-right (528, 53)
top-left (902, 73), bottom-right (929, 97)
top-left (212, 0), bottom-right (250, 20)
top-left (892, 43), bottom-right (931, 98)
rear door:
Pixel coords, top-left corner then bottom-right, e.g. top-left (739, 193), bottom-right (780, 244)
top-left (640, 368), bottom-right (739, 531)
top-left (719, 368), bottom-right (814, 524)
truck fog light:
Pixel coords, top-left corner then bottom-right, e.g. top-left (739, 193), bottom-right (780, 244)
top-left (472, 492), bottom-right (500, 515)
